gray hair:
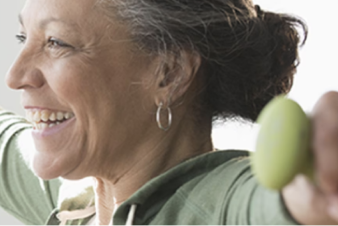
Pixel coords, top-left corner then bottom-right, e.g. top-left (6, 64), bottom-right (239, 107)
top-left (97, 0), bottom-right (307, 122)
top-left (99, 0), bottom-right (257, 58)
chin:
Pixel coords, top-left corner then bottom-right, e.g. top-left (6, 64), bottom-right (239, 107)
top-left (32, 149), bottom-right (80, 180)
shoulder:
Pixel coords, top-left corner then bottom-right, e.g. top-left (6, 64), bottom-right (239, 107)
top-left (181, 150), bottom-right (252, 192)
top-left (174, 150), bottom-right (255, 223)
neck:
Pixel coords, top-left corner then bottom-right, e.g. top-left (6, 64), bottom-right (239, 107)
top-left (93, 117), bottom-right (213, 225)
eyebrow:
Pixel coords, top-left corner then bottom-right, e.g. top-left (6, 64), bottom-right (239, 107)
top-left (18, 14), bottom-right (78, 30)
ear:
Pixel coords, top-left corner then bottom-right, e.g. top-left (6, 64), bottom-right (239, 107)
top-left (154, 50), bottom-right (202, 107)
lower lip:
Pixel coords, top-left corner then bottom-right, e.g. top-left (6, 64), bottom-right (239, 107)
top-left (32, 117), bottom-right (76, 138)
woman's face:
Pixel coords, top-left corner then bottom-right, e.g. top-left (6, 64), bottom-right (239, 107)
top-left (6, 0), bottom-right (159, 180)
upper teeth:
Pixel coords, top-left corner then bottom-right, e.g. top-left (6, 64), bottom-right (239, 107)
top-left (26, 110), bottom-right (75, 123)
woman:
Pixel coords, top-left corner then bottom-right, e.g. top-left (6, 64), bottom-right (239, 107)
top-left (1, 0), bottom-right (338, 225)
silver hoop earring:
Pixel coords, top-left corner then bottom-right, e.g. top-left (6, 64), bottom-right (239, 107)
top-left (156, 102), bottom-right (172, 131)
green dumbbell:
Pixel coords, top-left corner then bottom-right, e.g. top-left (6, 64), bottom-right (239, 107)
top-left (251, 95), bottom-right (315, 190)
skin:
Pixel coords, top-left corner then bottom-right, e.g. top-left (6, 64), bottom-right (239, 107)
top-left (283, 91), bottom-right (338, 224)
top-left (4, 0), bottom-right (338, 225)
top-left (6, 0), bottom-right (212, 224)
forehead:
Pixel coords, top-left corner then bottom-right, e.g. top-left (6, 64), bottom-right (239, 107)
top-left (20, 0), bottom-right (105, 29)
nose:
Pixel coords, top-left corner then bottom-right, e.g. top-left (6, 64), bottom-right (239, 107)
top-left (6, 46), bottom-right (45, 91)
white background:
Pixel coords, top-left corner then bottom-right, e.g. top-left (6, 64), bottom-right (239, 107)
top-left (1, 1), bottom-right (337, 225)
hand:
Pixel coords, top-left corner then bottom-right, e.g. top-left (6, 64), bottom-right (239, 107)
top-left (283, 91), bottom-right (338, 224)
top-left (312, 91), bottom-right (338, 220)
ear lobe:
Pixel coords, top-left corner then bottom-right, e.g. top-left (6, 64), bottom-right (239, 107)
top-left (155, 50), bottom-right (202, 107)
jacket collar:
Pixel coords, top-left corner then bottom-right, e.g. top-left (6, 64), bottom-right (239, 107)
top-left (49, 150), bottom-right (249, 225)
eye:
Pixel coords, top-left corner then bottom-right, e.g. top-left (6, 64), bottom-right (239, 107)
top-left (15, 34), bottom-right (26, 44)
top-left (48, 37), bottom-right (71, 49)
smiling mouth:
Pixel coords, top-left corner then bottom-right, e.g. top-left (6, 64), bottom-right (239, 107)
top-left (26, 110), bottom-right (75, 130)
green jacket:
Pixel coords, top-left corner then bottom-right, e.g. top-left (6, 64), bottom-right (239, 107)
top-left (0, 110), bottom-right (298, 225)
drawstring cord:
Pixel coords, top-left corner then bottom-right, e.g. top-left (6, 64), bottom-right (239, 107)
top-left (126, 204), bottom-right (137, 226)
top-left (57, 206), bottom-right (96, 225)
top-left (57, 203), bottom-right (137, 225)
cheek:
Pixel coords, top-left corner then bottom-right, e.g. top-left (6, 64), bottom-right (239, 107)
top-left (47, 57), bottom-right (116, 103)
top-left (34, 52), bottom-right (153, 179)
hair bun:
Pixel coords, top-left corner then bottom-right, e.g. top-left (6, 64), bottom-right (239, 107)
top-left (259, 8), bottom-right (307, 71)
top-left (254, 5), bottom-right (263, 18)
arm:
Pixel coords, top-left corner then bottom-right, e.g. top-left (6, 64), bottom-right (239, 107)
top-left (0, 109), bottom-right (62, 225)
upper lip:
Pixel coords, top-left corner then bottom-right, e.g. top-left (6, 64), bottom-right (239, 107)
top-left (24, 106), bottom-right (73, 113)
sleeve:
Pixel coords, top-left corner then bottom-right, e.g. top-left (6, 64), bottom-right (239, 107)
top-left (0, 109), bottom-right (62, 225)
top-left (223, 158), bottom-right (299, 225)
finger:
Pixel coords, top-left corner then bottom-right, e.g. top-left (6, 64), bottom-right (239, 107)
top-left (312, 91), bottom-right (338, 194)
top-left (284, 175), bottom-right (337, 224)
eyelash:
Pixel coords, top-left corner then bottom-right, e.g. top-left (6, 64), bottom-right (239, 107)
top-left (15, 34), bottom-right (71, 49)
top-left (15, 34), bottom-right (26, 44)
top-left (48, 37), bottom-right (70, 49)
